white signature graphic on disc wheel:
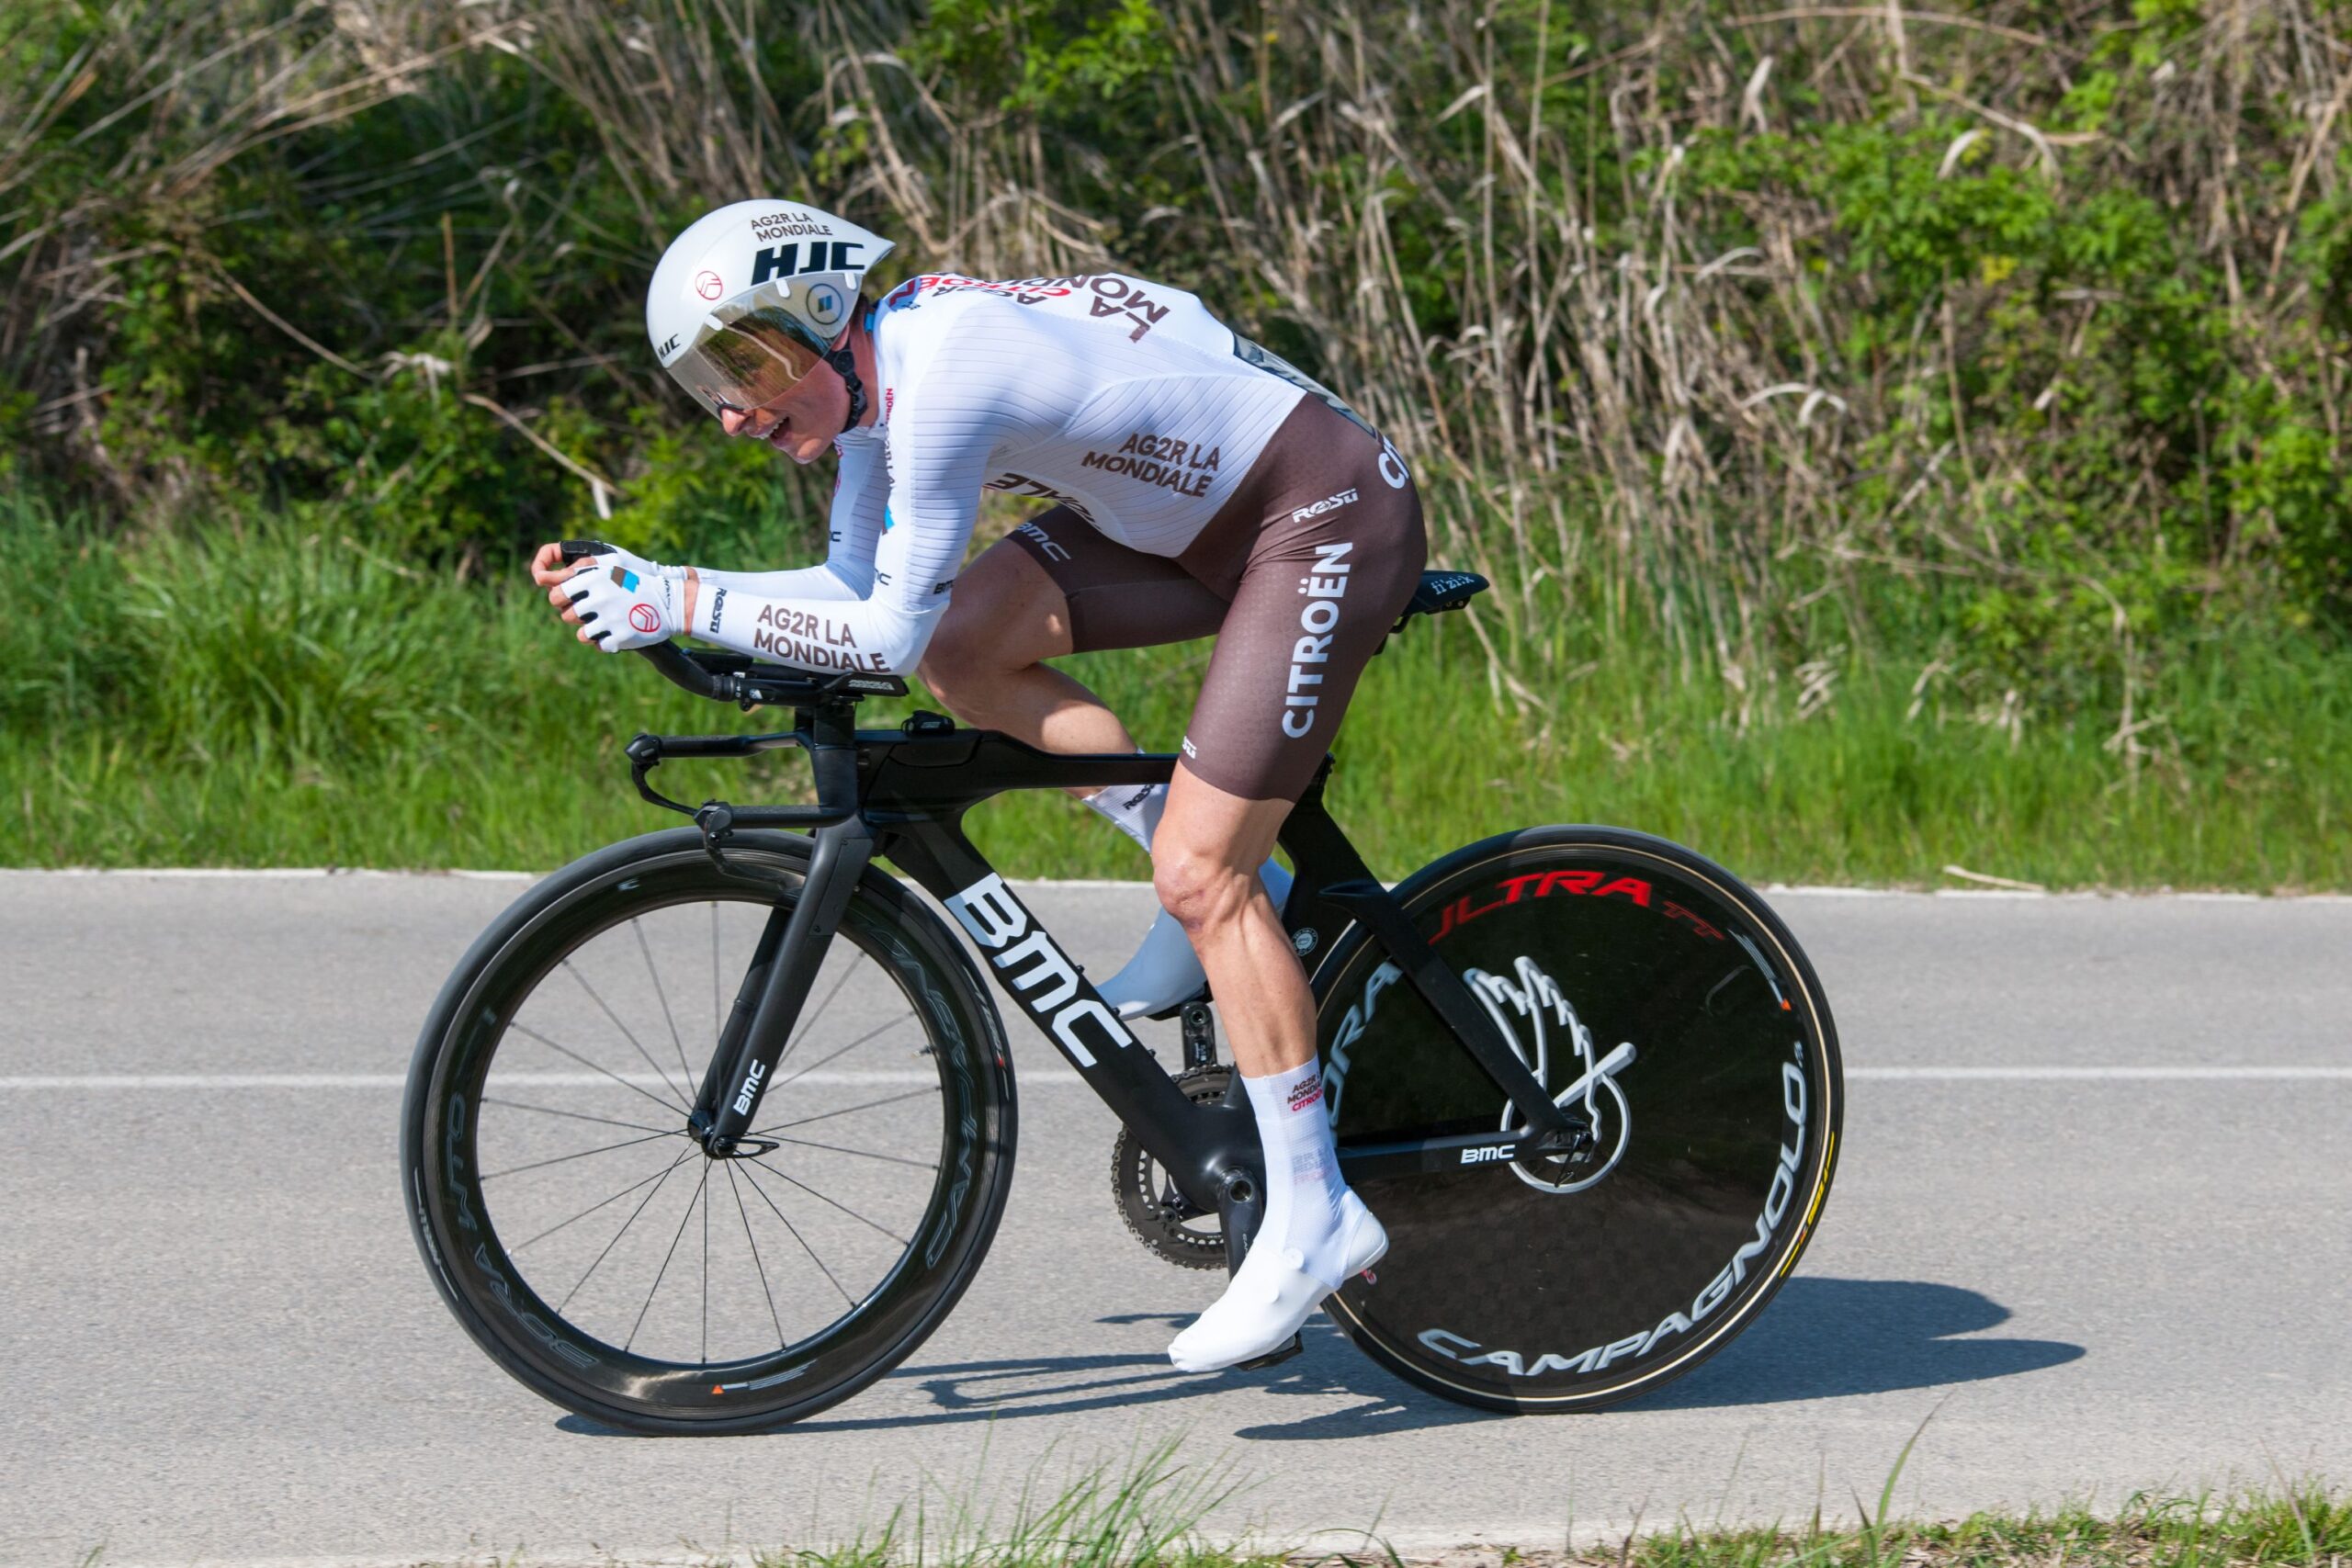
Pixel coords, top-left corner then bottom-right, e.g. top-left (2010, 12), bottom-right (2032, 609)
top-left (1464, 956), bottom-right (1635, 1194)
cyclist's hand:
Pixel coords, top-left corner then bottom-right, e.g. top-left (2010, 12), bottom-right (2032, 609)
top-left (533, 540), bottom-right (682, 585)
top-left (528, 541), bottom-right (580, 589)
top-left (536, 543), bottom-right (685, 626)
top-left (562, 559), bottom-right (685, 651)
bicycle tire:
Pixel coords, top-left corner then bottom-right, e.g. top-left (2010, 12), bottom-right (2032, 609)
top-left (1305, 825), bottom-right (1840, 1412)
top-left (401, 829), bottom-right (1015, 1433)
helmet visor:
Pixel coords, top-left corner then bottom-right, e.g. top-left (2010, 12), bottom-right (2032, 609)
top-left (662, 307), bottom-right (831, 418)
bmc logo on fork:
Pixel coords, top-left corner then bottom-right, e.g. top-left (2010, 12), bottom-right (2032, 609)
top-left (731, 1058), bottom-right (767, 1115)
top-left (945, 874), bottom-right (1136, 1069)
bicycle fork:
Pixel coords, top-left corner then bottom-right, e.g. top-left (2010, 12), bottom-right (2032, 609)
top-left (689, 816), bottom-right (875, 1153)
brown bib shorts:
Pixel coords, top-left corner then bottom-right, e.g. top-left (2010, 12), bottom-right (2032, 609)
top-left (1008, 396), bottom-right (1426, 802)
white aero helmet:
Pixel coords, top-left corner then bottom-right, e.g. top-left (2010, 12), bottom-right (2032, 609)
top-left (647, 199), bottom-right (894, 431)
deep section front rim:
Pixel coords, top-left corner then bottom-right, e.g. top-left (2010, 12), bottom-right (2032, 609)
top-left (1307, 827), bottom-right (1840, 1412)
top-left (404, 837), bottom-right (1012, 1431)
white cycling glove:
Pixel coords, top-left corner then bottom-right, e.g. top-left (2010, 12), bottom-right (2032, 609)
top-left (566, 558), bottom-right (686, 651)
top-left (590, 545), bottom-right (686, 584)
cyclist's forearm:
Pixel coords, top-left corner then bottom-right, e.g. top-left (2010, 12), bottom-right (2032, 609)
top-left (680, 560), bottom-right (866, 641)
top-left (691, 561), bottom-right (871, 599)
top-left (685, 576), bottom-right (944, 675)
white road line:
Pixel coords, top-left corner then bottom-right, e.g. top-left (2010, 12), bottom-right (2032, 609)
top-left (5, 868), bottom-right (2347, 899)
top-left (0, 1066), bottom-right (2346, 1090)
top-left (1849, 1066), bottom-right (2352, 1081)
top-left (0, 1069), bottom-right (978, 1090)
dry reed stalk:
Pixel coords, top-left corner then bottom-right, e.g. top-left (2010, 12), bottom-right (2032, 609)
top-left (3, 0), bottom-right (2341, 720)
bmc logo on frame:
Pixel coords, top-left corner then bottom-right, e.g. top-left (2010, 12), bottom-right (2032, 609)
top-left (944, 874), bottom-right (1136, 1069)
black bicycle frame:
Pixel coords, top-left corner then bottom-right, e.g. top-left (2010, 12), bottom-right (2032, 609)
top-left (626, 684), bottom-right (1594, 1258)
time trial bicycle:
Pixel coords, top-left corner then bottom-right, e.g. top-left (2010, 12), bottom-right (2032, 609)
top-left (401, 550), bottom-right (1843, 1432)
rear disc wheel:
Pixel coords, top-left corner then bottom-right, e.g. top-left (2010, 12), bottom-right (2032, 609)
top-left (1308, 827), bottom-right (1840, 1412)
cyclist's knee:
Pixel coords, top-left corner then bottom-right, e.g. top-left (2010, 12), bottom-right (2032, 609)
top-left (1151, 836), bottom-right (1255, 936)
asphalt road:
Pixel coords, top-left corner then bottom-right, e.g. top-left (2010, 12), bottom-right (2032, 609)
top-left (2, 870), bottom-right (2347, 1566)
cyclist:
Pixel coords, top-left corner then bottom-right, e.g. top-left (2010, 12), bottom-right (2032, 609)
top-left (531, 199), bottom-right (1425, 1373)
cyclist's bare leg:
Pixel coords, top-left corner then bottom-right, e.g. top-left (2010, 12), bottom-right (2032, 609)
top-left (1149, 766), bottom-right (1309, 1075)
top-left (917, 539), bottom-right (1135, 792)
top-left (1156, 762), bottom-right (1382, 1371)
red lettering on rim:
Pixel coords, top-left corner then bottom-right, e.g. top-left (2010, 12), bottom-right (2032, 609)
top-left (1428, 871), bottom-right (1713, 941)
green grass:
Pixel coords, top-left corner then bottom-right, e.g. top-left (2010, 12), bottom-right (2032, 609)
top-left (718, 1455), bottom-right (2352, 1568)
top-left (517, 1467), bottom-right (2352, 1568)
top-left (513, 1434), bottom-right (2352, 1568)
top-left (6, 502), bottom-right (2347, 887)
top-left (1508, 1485), bottom-right (2352, 1568)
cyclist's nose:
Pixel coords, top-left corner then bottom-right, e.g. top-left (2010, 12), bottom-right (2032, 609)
top-left (718, 407), bottom-right (757, 437)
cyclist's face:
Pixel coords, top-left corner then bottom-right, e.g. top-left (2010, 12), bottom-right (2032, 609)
top-left (718, 364), bottom-right (842, 465)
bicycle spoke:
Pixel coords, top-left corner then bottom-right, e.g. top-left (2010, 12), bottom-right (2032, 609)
top-left (626, 1163), bottom-right (710, 1355)
top-left (480, 1097), bottom-right (673, 1137)
top-left (634, 918), bottom-right (698, 1097)
top-left (481, 1128), bottom-right (682, 1182)
top-left (768, 1012), bottom-right (916, 1094)
top-left (561, 959), bottom-right (690, 1110)
top-left (775, 959), bottom-right (860, 1073)
top-left (764, 1134), bottom-right (938, 1172)
top-left (558, 1146), bottom-right (696, 1314)
top-left (742, 1155), bottom-right (910, 1247)
top-left (724, 1162), bottom-right (787, 1348)
top-left (508, 1022), bottom-right (687, 1120)
top-left (509, 1157), bottom-right (686, 1255)
top-left (737, 1156), bottom-right (856, 1308)
top-left (752, 1085), bottom-right (936, 1136)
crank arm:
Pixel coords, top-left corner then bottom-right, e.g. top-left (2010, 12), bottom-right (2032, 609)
top-left (1548, 1041), bottom-right (1636, 1112)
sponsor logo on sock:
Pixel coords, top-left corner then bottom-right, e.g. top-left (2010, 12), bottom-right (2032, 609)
top-left (1286, 1077), bottom-right (1323, 1113)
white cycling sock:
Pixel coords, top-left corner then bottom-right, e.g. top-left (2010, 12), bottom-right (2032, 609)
top-left (1239, 1062), bottom-right (1350, 1282)
top-left (1083, 778), bottom-right (1166, 854)
top-left (1166, 1061), bottom-right (1387, 1372)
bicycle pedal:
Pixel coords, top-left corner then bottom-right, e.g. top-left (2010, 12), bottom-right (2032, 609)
top-left (1233, 1332), bottom-right (1304, 1371)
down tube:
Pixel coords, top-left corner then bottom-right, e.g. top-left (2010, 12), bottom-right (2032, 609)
top-left (886, 820), bottom-right (1242, 1208)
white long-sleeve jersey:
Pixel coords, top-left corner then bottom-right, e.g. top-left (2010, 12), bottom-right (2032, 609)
top-left (684, 272), bottom-right (1309, 675)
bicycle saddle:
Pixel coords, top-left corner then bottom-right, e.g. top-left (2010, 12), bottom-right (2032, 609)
top-left (1394, 569), bottom-right (1489, 630)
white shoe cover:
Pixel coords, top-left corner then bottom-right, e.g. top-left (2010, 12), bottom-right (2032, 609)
top-left (1097, 860), bottom-right (1294, 1020)
top-left (1166, 1191), bottom-right (1387, 1373)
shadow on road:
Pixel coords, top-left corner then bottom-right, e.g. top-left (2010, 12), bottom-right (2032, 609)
top-left (1623, 1276), bottom-right (2084, 1409)
top-left (555, 1277), bottom-right (2079, 1438)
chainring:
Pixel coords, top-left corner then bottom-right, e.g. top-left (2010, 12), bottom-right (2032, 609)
top-left (1112, 1064), bottom-right (1232, 1270)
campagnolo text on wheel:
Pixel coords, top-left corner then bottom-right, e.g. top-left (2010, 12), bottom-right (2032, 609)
top-left (401, 199), bottom-right (1845, 1432)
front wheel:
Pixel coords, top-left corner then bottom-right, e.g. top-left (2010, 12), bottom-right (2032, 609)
top-left (1307, 826), bottom-right (1841, 1412)
top-left (401, 829), bottom-right (1015, 1433)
